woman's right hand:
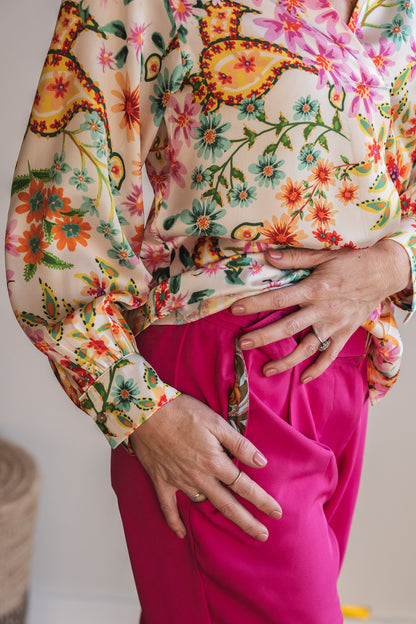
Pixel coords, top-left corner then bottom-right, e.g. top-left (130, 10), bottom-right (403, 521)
top-left (129, 394), bottom-right (282, 541)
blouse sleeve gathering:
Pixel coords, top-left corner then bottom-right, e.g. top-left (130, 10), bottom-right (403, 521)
top-left (5, 0), bottom-right (184, 448)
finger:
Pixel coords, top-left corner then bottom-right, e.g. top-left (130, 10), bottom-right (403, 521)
top-left (229, 470), bottom-right (282, 519)
top-left (238, 306), bottom-right (321, 350)
top-left (155, 481), bottom-right (187, 539)
top-left (266, 247), bottom-right (338, 269)
top-left (231, 283), bottom-right (302, 316)
top-left (262, 331), bottom-right (321, 376)
top-left (204, 483), bottom-right (270, 541)
top-left (215, 421), bottom-right (268, 468)
top-left (300, 331), bottom-right (352, 382)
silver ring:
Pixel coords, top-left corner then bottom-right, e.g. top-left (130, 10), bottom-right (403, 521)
top-left (312, 329), bottom-right (331, 352)
top-left (226, 469), bottom-right (242, 488)
top-left (190, 492), bottom-right (207, 503)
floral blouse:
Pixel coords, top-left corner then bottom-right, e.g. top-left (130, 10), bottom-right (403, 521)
top-left (6, 0), bottom-right (416, 449)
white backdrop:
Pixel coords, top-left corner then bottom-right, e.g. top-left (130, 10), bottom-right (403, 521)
top-left (1, 1), bottom-right (415, 620)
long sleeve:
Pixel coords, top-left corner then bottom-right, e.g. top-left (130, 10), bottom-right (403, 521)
top-left (6, 0), bottom-right (184, 448)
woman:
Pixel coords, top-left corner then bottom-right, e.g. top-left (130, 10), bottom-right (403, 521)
top-left (6, 0), bottom-right (416, 622)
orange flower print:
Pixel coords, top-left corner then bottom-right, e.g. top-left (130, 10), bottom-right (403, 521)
top-left (366, 137), bottom-right (383, 170)
top-left (78, 271), bottom-right (110, 298)
top-left (275, 178), bottom-right (304, 210)
top-left (308, 159), bottom-right (336, 191)
top-left (111, 72), bottom-right (141, 142)
top-left (305, 198), bottom-right (337, 227)
top-left (386, 150), bottom-right (410, 192)
top-left (336, 182), bottom-right (359, 205)
top-left (16, 180), bottom-right (46, 223)
top-left (131, 224), bottom-right (144, 255)
top-left (234, 53), bottom-right (257, 74)
top-left (84, 336), bottom-right (111, 357)
top-left (259, 214), bottom-right (307, 246)
top-left (52, 214), bottom-right (91, 251)
top-left (46, 72), bottom-right (71, 100)
top-left (16, 223), bottom-right (48, 265)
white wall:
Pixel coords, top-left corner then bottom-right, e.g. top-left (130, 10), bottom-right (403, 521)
top-left (1, 1), bottom-right (415, 619)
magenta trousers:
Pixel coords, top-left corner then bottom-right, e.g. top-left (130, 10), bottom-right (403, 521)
top-left (111, 308), bottom-right (369, 624)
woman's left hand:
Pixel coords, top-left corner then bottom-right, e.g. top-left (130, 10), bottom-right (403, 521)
top-left (231, 239), bottom-right (411, 383)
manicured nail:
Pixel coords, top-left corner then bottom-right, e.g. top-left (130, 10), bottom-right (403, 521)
top-left (264, 367), bottom-right (277, 377)
top-left (256, 532), bottom-right (269, 542)
top-left (268, 250), bottom-right (282, 259)
top-left (176, 531), bottom-right (186, 539)
top-left (271, 509), bottom-right (283, 520)
top-left (240, 339), bottom-right (253, 349)
top-left (302, 376), bottom-right (312, 384)
top-left (232, 305), bottom-right (246, 315)
top-left (254, 451), bottom-right (268, 467)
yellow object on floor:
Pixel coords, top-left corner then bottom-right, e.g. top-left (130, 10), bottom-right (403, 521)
top-left (341, 605), bottom-right (372, 619)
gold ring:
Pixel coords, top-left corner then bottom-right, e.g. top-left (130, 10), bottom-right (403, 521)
top-left (226, 469), bottom-right (242, 488)
top-left (190, 492), bottom-right (207, 503)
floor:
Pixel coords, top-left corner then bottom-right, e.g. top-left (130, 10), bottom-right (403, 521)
top-left (26, 591), bottom-right (416, 624)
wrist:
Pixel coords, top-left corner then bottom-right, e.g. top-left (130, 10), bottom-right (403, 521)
top-left (373, 238), bottom-right (412, 296)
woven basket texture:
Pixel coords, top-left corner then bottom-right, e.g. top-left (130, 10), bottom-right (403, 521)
top-left (0, 439), bottom-right (41, 621)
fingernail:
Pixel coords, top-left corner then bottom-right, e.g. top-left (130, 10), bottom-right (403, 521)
top-left (268, 250), bottom-right (282, 259)
top-left (254, 451), bottom-right (268, 467)
top-left (176, 530), bottom-right (186, 539)
top-left (240, 339), bottom-right (253, 349)
top-left (256, 532), bottom-right (269, 542)
top-left (302, 376), bottom-right (312, 384)
top-left (232, 305), bottom-right (246, 315)
top-left (264, 367), bottom-right (277, 377)
top-left (271, 509), bottom-right (282, 520)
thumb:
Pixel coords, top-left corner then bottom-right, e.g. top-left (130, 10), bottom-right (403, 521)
top-left (265, 247), bottom-right (335, 269)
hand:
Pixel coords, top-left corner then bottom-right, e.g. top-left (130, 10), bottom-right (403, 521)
top-left (129, 394), bottom-right (282, 541)
top-left (231, 239), bottom-right (411, 383)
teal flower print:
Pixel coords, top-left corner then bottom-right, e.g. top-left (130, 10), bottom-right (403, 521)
top-left (399, 0), bottom-right (414, 17)
top-left (69, 167), bottom-right (94, 192)
top-left (381, 15), bottom-right (411, 47)
top-left (248, 154), bottom-right (285, 188)
top-left (97, 220), bottom-right (118, 239)
top-left (298, 144), bottom-right (321, 170)
top-left (191, 165), bottom-right (211, 190)
top-left (94, 138), bottom-right (108, 159)
top-left (49, 152), bottom-right (71, 184)
top-left (180, 198), bottom-right (227, 236)
top-left (111, 375), bottom-right (140, 412)
top-left (237, 96), bottom-right (265, 120)
top-left (194, 112), bottom-right (231, 162)
top-left (293, 95), bottom-right (319, 120)
top-left (228, 182), bottom-right (257, 207)
top-left (80, 196), bottom-right (99, 217)
top-left (150, 66), bottom-right (185, 125)
top-left (107, 240), bottom-right (136, 268)
top-left (80, 111), bottom-right (105, 140)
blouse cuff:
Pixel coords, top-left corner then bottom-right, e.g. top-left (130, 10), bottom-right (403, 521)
top-left (384, 217), bottom-right (416, 316)
top-left (79, 352), bottom-right (181, 448)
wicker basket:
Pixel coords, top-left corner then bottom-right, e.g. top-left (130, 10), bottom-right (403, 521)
top-left (0, 439), bottom-right (41, 624)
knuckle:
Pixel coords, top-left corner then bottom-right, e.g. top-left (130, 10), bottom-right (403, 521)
top-left (237, 478), bottom-right (256, 499)
top-left (270, 289), bottom-right (286, 309)
top-left (305, 340), bottom-right (318, 357)
top-left (285, 317), bottom-right (300, 336)
top-left (218, 501), bottom-right (238, 519)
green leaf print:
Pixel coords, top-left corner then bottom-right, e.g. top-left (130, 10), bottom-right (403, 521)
top-left (115, 45), bottom-right (129, 69)
top-left (24, 263), bottom-right (37, 282)
top-left (188, 289), bottom-right (215, 304)
top-left (168, 274), bottom-right (181, 295)
top-left (152, 32), bottom-right (166, 54)
top-left (41, 251), bottom-right (74, 271)
top-left (102, 20), bottom-right (127, 39)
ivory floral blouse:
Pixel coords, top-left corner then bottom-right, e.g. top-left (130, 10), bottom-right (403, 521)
top-left (6, 0), bottom-right (416, 448)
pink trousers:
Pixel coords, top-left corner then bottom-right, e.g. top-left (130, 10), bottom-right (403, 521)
top-left (111, 308), bottom-right (369, 624)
